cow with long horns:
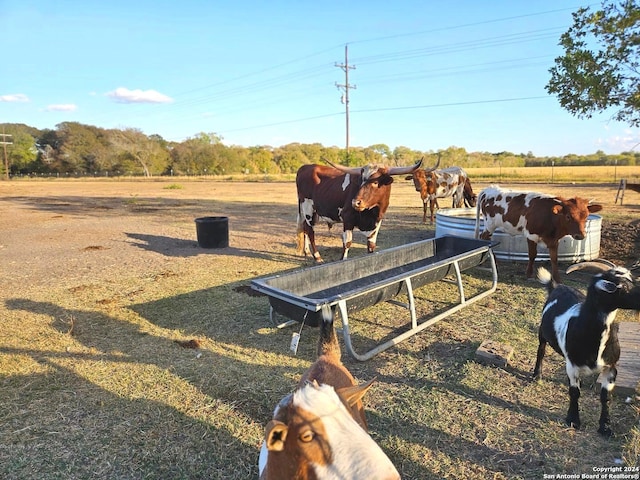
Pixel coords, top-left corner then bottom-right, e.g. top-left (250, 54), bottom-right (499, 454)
top-left (405, 156), bottom-right (476, 223)
top-left (296, 158), bottom-right (424, 262)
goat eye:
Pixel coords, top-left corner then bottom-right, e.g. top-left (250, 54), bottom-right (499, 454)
top-left (299, 430), bottom-right (314, 443)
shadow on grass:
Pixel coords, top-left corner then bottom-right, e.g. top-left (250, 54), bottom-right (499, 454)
top-left (0, 194), bottom-right (429, 262)
top-left (3, 297), bottom-right (313, 479)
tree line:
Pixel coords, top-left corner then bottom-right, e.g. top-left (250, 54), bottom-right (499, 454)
top-left (1, 121), bottom-right (637, 178)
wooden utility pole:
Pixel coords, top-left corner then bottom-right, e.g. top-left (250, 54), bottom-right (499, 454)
top-left (1, 126), bottom-right (12, 180)
top-left (335, 44), bottom-right (356, 155)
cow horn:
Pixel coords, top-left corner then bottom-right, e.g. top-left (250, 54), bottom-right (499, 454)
top-left (423, 153), bottom-right (441, 173)
top-left (566, 259), bottom-right (616, 275)
top-left (323, 158), bottom-right (361, 175)
top-left (387, 158), bottom-right (423, 176)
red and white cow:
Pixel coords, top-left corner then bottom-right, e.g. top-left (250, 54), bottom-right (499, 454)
top-left (259, 307), bottom-right (400, 480)
top-left (296, 159), bottom-right (423, 262)
top-left (474, 185), bottom-right (603, 283)
top-left (406, 161), bottom-right (476, 223)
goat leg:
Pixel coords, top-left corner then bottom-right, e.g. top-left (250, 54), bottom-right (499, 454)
top-left (597, 366), bottom-right (617, 438)
top-left (532, 337), bottom-right (546, 380)
top-left (566, 385), bottom-right (581, 429)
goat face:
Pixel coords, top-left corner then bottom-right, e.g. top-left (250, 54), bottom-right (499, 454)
top-left (590, 267), bottom-right (640, 312)
top-left (259, 382), bottom-right (400, 480)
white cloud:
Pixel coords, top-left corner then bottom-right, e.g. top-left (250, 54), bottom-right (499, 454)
top-left (106, 87), bottom-right (173, 104)
top-left (45, 104), bottom-right (78, 112)
top-left (606, 133), bottom-right (640, 152)
top-left (0, 93), bottom-right (29, 102)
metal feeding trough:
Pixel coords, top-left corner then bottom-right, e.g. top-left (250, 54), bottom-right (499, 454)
top-left (251, 235), bottom-right (498, 361)
top-left (435, 207), bottom-right (602, 263)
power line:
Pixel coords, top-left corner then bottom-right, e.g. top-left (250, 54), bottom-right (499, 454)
top-left (75, 6), bottom-right (582, 142)
top-left (120, 24), bottom-right (572, 128)
top-left (217, 96), bottom-right (551, 136)
top-left (345, 4), bottom-right (594, 46)
top-left (351, 96), bottom-right (551, 114)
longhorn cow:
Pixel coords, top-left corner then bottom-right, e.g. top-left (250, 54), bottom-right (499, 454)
top-left (296, 158), bottom-right (423, 262)
top-left (474, 185), bottom-right (603, 283)
top-left (405, 158), bottom-right (476, 223)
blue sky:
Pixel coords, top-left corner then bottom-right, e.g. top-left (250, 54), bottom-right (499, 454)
top-left (2, 0), bottom-right (638, 156)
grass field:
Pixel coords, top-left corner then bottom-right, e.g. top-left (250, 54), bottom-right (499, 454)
top-left (196, 164), bottom-right (640, 185)
top-left (0, 173), bottom-right (639, 479)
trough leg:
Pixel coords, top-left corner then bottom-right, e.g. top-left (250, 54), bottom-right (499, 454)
top-left (337, 251), bottom-right (498, 361)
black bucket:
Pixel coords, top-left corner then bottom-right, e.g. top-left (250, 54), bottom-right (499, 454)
top-left (195, 216), bottom-right (229, 248)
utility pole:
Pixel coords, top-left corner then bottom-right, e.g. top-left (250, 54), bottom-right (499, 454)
top-left (0, 125), bottom-right (12, 180)
top-left (335, 44), bottom-right (356, 155)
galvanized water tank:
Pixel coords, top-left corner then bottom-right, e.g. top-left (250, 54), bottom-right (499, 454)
top-left (435, 207), bottom-right (602, 263)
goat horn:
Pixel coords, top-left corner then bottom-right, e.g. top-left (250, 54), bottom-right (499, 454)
top-left (566, 260), bottom-right (615, 275)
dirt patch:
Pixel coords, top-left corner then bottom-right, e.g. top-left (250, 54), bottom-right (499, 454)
top-left (600, 220), bottom-right (640, 266)
top-left (0, 180), bottom-right (638, 292)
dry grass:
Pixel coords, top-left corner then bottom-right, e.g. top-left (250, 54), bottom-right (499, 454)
top-left (0, 175), bottom-right (639, 479)
top-left (465, 165), bottom-right (639, 184)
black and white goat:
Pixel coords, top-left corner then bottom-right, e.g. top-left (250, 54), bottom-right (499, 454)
top-left (533, 259), bottom-right (640, 437)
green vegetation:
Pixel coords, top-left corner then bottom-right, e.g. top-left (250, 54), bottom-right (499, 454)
top-left (1, 121), bottom-right (638, 180)
top-left (547, 0), bottom-right (640, 127)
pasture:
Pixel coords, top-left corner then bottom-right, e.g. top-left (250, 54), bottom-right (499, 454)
top-left (0, 175), bottom-right (639, 479)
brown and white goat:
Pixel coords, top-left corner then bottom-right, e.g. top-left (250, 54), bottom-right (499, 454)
top-left (259, 306), bottom-right (400, 480)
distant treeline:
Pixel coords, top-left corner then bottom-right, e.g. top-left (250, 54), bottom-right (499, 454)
top-left (1, 122), bottom-right (637, 178)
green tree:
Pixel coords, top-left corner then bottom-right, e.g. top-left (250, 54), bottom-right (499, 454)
top-left (547, 0), bottom-right (640, 126)
top-left (110, 128), bottom-right (169, 176)
top-left (273, 144), bottom-right (308, 173)
top-left (0, 124), bottom-right (39, 175)
top-left (392, 146), bottom-right (422, 166)
top-left (247, 147), bottom-right (278, 174)
top-left (53, 122), bottom-right (111, 174)
top-left (169, 132), bottom-right (226, 175)
top-left (368, 143), bottom-right (392, 161)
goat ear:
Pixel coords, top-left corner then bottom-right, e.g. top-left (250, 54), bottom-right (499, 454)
top-left (336, 378), bottom-right (376, 407)
top-left (265, 420), bottom-right (288, 452)
top-left (595, 279), bottom-right (618, 294)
